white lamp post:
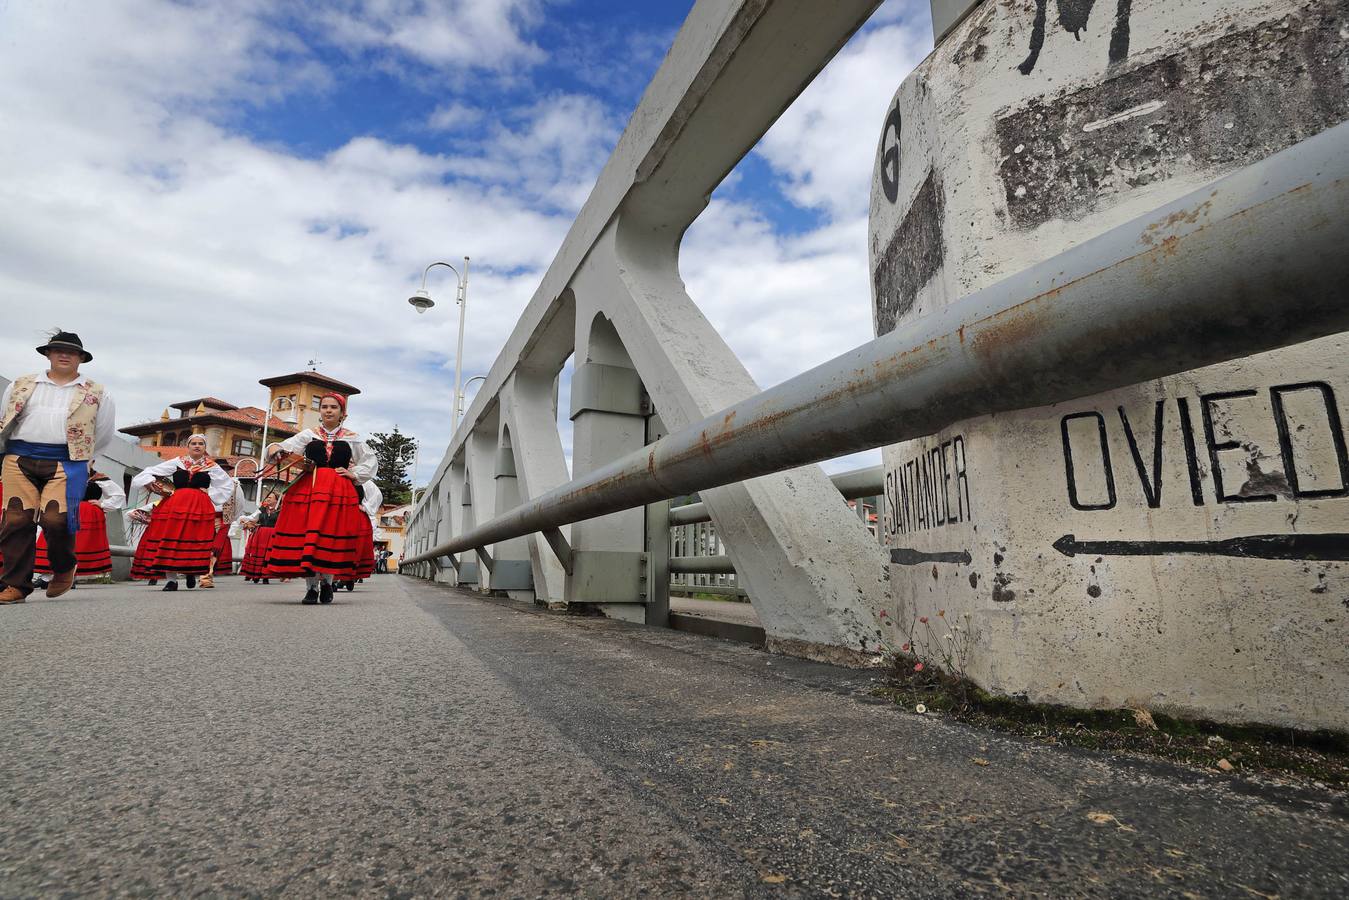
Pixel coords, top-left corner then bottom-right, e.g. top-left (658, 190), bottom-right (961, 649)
top-left (409, 437), bottom-right (420, 507)
top-left (407, 257), bottom-right (470, 425)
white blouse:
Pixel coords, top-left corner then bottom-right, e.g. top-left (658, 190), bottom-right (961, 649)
top-left (271, 428), bottom-right (378, 485)
top-left (130, 457), bottom-right (237, 510)
top-left (89, 477), bottom-right (126, 512)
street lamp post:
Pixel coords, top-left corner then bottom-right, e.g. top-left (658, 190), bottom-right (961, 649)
top-left (409, 436), bottom-right (420, 507)
top-left (407, 256), bottom-right (470, 425)
top-left (461, 375), bottom-right (487, 416)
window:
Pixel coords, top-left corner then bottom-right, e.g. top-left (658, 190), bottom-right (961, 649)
top-left (232, 438), bottom-right (258, 457)
top-left (162, 432), bottom-right (178, 447)
top-left (275, 397), bottom-right (292, 411)
top-left (311, 395), bottom-right (322, 410)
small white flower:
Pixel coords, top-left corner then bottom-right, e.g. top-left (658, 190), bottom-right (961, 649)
top-left (915, 704), bottom-right (927, 714)
top-left (944, 634), bottom-right (954, 642)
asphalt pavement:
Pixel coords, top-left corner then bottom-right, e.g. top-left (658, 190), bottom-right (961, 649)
top-left (1, 576), bottom-right (1345, 897)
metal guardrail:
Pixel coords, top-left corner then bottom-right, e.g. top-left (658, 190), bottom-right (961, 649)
top-left (668, 466), bottom-right (882, 526)
top-left (668, 464), bottom-right (882, 590)
top-left (404, 123), bottom-right (1349, 569)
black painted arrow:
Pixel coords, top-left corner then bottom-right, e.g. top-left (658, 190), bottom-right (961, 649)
top-left (1052, 533), bottom-right (1349, 562)
top-left (890, 548), bottom-right (972, 565)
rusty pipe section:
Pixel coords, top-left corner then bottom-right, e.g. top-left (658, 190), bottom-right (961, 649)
top-left (669, 464), bottom-right (884, 526)
top-left (669, 555), bottom-right (737, 575)
top-left (404, 123), bottom-right (1349, 568)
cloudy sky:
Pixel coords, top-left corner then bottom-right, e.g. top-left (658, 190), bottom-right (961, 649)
top-left (0, 0), bottom-right (933, 483)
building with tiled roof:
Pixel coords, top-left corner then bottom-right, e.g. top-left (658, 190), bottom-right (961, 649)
top-left (258, 371), bottom-right (361, 433)
top-left (121, 403), bottom-right (298, 459)
top-left (119, 369), bottom-right (363, 497)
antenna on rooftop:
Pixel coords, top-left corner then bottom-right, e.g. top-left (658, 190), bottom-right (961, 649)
top-left (307, 356), bottom-right (323, 371)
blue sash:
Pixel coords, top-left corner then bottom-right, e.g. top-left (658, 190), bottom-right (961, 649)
top-left (5, 440), bottom-right (88, 533)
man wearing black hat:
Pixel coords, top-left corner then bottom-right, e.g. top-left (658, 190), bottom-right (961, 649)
top-left (0, 331), bottom-right (117, 603)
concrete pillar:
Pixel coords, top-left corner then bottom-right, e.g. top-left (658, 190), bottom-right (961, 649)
top-left (870, 0), bottom-right (1349, 729)
top-left (500, 371), bottom-right (570, 607)
top-left (575, 226), bottom-right (889, 661)
top-left (490, 424), bottom-right (535, 601)
top-left (464, 421), bottom-right (498, 591)
top-left (445, 456), bottom-right (467, 584)
top-left (565, 306), bottom-right (648, 621)
top-left (204, 426), bottom-right (226, 458)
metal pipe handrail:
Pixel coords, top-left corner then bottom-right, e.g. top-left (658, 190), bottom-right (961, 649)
top-left (669, 465), bottom-right (883, 526)
top-left (403, 124), bottom-right (1349, 567)
top-left (669, 555), bottom-right (736, 575)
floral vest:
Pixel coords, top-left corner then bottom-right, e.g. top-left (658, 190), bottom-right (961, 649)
top-left (0, 374), bottom-right (106, 461)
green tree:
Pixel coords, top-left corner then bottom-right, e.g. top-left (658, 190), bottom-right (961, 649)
top-left (368, 427), bottom-right (417, 506)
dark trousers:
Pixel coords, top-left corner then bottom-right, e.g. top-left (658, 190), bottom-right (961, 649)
top-left (1, 455), bottom-right (76, 593)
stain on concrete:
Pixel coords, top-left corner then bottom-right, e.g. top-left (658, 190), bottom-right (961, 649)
top-left (873, 168), bottom-right (945, 335)
top-left (992, 572), bottom-right (1017, 603)
top-left (998, 5), bottom-right (1349, 228)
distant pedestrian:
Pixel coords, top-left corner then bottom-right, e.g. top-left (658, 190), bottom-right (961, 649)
top-left (129, 435), bottom-right (236, 590)
top-left (264, 392), bottom-right (378, 605)
top-left (238, 493), bottom-right (280, 583)
top-left (0, 331), bottom-right (117, 603)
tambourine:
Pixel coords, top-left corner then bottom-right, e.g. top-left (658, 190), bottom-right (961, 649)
top-left (146, 477), bottom-right (176, 497)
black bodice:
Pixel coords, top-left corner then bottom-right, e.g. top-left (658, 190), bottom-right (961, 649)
top-left (173, 468), bottom-right (212, 489)
top-left (257, 508), bottom-right (279, 528)
top-left (304, 437), bottom-right (353, 469)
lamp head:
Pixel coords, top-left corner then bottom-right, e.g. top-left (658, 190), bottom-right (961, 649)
top-left (408, 289), bottom-right (435, 314)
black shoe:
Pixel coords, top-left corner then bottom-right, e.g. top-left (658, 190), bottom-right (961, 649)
top-left (262, 578), bottom-right (270, 585)
top-left (344, 581), bottom-right (354, 592)
top-left (162, 581), bottom-right (178, 592)
top-left (185, 575), bottom-right (197, 589)
top-left (319, 582), bottom-right (334, 604)
top-left (148, 579), bottom-right (159, 586)
top-left (302, 588), bottom-right (319, 605)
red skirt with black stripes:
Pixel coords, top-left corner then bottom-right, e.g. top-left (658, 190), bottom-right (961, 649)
top-left (130, 488), bottom-right (216, 578)
top-left (266, 469), bottom-right (369, 577)
top-left (35, 502), bottom-right (113, 575)
top-left (211, 523), bottom-right (233, 573)
top-left (240, 526), bottom-right (276, 577)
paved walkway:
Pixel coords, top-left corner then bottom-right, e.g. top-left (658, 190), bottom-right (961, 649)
top-left (2, 577), bottom-right (1345, 896)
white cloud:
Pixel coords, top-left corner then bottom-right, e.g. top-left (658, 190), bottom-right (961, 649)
top-left (314, 0), bottom-right (547, 70)
top-left (426, 102), bottom-right (484, 131)
top-left (680, 0), bottom-right (933, 471)
top-left (0, 0), bottom-right (586, 485)
top-left (0, 0), bottom-right (929, 487)
top-left (754, 6), bottom-right (931, 220)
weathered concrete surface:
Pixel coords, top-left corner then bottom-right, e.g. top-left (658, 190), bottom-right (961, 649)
top-left (2, 577), bottom-right (1346, 896)
top-left (870, 0), bottom-right (1349, 729)
top-left (405, 0), bottom-right (892, 657)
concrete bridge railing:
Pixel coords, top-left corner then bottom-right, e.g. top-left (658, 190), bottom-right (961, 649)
top-left (403, 0), bottom-right (1349, 731)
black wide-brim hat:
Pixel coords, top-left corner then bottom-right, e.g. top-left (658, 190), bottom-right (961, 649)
top-left (36, 331), bottom-right (93, 363)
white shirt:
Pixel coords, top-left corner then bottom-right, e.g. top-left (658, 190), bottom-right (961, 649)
top-left (90, 477), bottom-right (127, 512)
top-left (274, 428), bottom-right (378, 484)
top-left (131, 457), bottom-right (237, 511)
top-left (0, 372), bottom-right (117, 456)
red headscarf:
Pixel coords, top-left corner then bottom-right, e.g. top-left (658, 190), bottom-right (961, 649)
top-left (319, 392), bottom-right (347, 414)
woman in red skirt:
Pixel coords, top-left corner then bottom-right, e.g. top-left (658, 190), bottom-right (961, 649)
top-left (265, 393), bottom-right (378, 605)
top-left (239, 493), bottom-right (280, 583)
top-left (35, 469), bottom-right (126, 583)
top-left (129, 435), bottom-right (237, 590)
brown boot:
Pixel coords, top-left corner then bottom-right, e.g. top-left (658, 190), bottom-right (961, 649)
top-left (199, 573), bottom-right (215, 589)
top-left (46, 568), bottom-right (77, 598)
top-left (0, 586), bottom-right (28, 604)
